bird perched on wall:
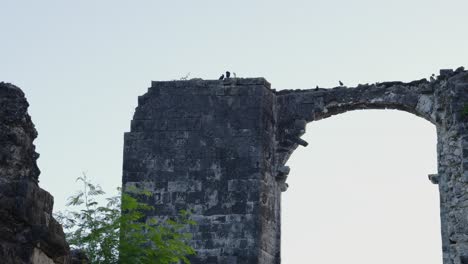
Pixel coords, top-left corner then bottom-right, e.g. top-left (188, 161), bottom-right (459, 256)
top-left (219, 74), bottom-right (224, 80)
top-left (315, 85), bottom-right (319, 91)
top-left (339, 81), bottom-right (344, 86)
top-left (430, 74), bottom-right (436, 82)
top-left (226, 71), bottom-right (231, 79)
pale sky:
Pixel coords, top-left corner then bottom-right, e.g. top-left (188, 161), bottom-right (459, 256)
top-left (2, 1), bottom-right (468, 263)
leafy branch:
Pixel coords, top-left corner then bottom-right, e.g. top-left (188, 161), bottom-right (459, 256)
top-left (55, 174), bottom-right (196, 264)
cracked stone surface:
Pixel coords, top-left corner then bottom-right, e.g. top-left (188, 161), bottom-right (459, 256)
top-left (124, 68), bottom-right (468, 264)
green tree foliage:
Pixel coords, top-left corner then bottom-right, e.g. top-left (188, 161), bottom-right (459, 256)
top-left (55, 174), bottom-right (196, 264)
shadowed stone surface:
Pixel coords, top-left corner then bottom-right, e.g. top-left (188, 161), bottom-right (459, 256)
top-left (69, 249), bottom-right (89, 264)
top-left (0, 83), bottom-right (70, 264)
top-left (124, 68), bottom-right (468, 264)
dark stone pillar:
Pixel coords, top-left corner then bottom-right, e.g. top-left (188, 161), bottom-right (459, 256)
top-left (435, 71), bottom-right (468, 264)
top-left (123, 78), bottom-right (281, 263)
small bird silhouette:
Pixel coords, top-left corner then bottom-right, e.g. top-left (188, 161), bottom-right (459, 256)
top-left (339, 81), bottom-right (344, 86)
top-left (315, 85), bottom-right (319, 91)
top-left (219, 74), bottom-right (224, 80)
top-left (430, 74), bottom-right (436, 82)
top-left (226, 71), bottom-right (231, 79)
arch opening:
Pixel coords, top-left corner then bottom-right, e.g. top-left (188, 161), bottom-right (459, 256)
top-left (281, 110), bottom-right (441, 264)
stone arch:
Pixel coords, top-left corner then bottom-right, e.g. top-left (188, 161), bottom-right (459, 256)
top-left (273, 69), bottom-right (468, 264)
top-left (274, 80), bottom-right (436, 168)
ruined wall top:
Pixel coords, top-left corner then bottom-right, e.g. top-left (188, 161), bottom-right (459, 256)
top-left (0, 82), bottom-right (40, 183)
top-left (274, 67), bottom-right (468, 166)
top-left (150, 77), bottom-right (271, 89)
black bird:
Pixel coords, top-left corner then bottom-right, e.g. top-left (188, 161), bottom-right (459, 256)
top-left (219, 74), bottom-right (224, 80)
top-left (315, 85), bottom-right (319, 91)
top-left (226, 71), bottom-right (231, 79)
top-left (339, 80), bottom-right (344, 86)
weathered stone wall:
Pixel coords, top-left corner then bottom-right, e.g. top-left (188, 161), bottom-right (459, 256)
top-left (435, 71), bottom-right (468, 264)
top-left (124, 68), bottom-right (468, 264)
top-left (123, 78), bottom-right (280, 263)
top-left (0, 83), bottom-right (70, 264)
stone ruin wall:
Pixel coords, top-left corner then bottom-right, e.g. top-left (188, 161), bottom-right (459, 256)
top-left (274, 68), bottom-right (468, 264)
top-left (1, 68), bottom-right (466, 263)
top-left (0, 83), bottom-right (71, 264)
top-left (123, 79), bottom-right (280, 263)
top-left (124, 68), bottom-right (468, 264)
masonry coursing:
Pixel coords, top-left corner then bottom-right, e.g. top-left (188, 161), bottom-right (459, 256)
top-left (123, 78), bottom-right (280, 263)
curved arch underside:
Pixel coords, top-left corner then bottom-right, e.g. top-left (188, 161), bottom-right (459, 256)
top-left (274, 69), bottom-right (468, 264)
top-left (277, 81), bottom-right (435, 123)
top-left (275, 76), bottom-right (442, 166)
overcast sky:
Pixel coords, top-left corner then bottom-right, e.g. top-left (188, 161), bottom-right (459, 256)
top-left (2, 1), bottom-right (468, 263)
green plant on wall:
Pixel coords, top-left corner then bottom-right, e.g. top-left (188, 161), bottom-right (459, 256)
top-left (55, 174), bottom-right (196, 264)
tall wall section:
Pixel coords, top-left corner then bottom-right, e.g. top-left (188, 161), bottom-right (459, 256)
top-left (0, 83), bottom-right (70, 264)
top-left (123, 78), bottom-right (280, 263)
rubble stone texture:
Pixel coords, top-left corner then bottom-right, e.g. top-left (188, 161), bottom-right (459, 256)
top-left (0, 83), bottom-right (70, 264)
top-left (123, 68), bottom-right (468, 264)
